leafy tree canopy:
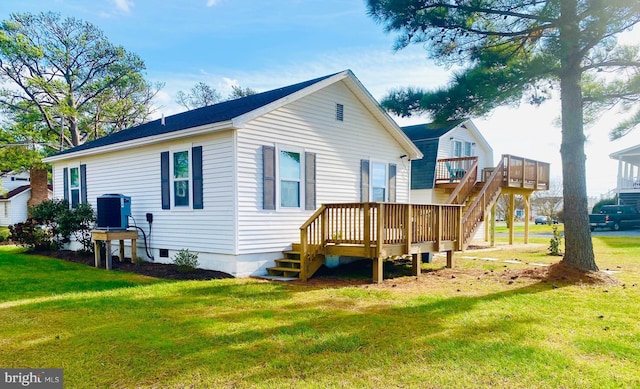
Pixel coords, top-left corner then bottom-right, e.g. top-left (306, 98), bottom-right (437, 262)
top-left (176, 82), bottom-right (256, 110)
top-left (0, 12), bottom-right (162, 150)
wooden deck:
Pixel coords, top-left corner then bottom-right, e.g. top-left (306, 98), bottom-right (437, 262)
top-left (298, 202), bottom-right (462, 282)
top-left (290, 154), bottom-right (550, 283)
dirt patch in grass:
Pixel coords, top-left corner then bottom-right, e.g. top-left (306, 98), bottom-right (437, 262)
top-left (295, 258), bottom-right (620, 290)
top-left (31, 249), bottom-right (234, 281)
top-left (519, 262), bottom-right (620, 285)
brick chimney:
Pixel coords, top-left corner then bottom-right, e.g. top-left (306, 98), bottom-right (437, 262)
top-left (27, 168), bottom-right (49, 210)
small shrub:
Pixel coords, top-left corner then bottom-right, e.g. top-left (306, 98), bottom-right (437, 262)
top-left (9, 219), bottom-right (55, 250)
top-left (0, 228), bottom-right (9, 242)
top-left (58, 203), bottom-right (96, 253)
top-left (11, 200), bottom-right (96, 251)
top-left (548, 226), bottom-right (563, 256)
top-left (172, 249), bottom-right (199, 273)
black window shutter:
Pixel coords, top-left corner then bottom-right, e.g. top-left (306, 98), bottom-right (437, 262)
top-left (63, 168), bottom-right (69, 205)
top-left (263, 146), bottom-right (276, 210)
top-left (360, 160), bottom-right (369, 202)
top-left (305, 152), bottom-right (316, 210)
top-left (80, 164), bottom-right (88, 204)
top-left (388, 163), bottom-right (397, 203)
top-left (192, 146), bottom-right (203, 209)
top-left (161, 151), bottom-right (170, 210)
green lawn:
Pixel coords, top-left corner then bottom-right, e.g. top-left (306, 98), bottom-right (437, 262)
top-left (1, 240), bottom-right (639, 388)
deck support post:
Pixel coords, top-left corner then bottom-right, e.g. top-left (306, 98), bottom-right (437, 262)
top-left (490, 203), bottom-right (496, 247)
top-left (509, 193), bottom-right (515, 245)
top-left (372, 257), bottom-right (383, 283)
top-left (524, 193), bottom-right (530, 244)
top-left (411, 253), bottom-right (420, 277)
top-left (446, 250), bottom-right (454, 268)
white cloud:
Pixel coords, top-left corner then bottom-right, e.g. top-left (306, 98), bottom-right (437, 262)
top-left (206, 0), bottom-right (219, 7)
top-left (112, 0), bottom-right (133, 13)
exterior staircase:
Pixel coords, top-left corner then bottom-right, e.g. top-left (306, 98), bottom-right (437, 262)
top-left (262, 243), bottom-right (303, 280)
top-left (446, 158), bottom-right (504, 250)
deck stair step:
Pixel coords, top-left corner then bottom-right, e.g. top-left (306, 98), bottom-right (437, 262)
top-left (265, 244), bottom-right (304, 279)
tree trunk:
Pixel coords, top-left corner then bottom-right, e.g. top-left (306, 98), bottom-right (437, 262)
top-left (558, 0), bottom-right (598, 271)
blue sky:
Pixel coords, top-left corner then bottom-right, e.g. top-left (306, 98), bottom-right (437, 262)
top-left (2, 0), bottom-right (639, 197)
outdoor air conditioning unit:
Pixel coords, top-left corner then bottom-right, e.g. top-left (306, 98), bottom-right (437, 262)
top-left (96, 194), bottom-right (131, 230)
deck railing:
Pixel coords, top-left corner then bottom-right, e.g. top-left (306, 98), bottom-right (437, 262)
top-left (460, 159), bottom-right (505, 249)
top-left (445, 158), bottom-right (479, 204)
top-left (435, 157), bottom-right (478, 185)
top-left (502, 154), bottom-right (550, 190)
top-left (299, 202), bottom-right (462, 280)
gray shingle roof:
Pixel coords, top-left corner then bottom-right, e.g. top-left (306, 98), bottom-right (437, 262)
top-left (51, 72), bottom-right (340, 157)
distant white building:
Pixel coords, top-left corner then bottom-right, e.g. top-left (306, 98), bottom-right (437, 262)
top-left (1, 171), bottom-right (51, 227)
top-left (610, 144), bottom-right (640, 210)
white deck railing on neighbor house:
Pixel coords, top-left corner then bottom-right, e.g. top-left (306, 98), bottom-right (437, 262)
top-left (619, 177), bottom-right (640, 190)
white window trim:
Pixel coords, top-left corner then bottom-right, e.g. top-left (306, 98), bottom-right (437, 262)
top-left (68, 165), bottom-right (81, 209)
top-left (169, 145), bottom-right (193, 210)
top-left (276, 144), bottom-right (305, 211)
top-left (464, 141), bottom-right (474, 157)
top-left (370, 160), bottom-right (388, 202)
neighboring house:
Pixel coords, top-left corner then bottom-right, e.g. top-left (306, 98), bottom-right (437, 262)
top-left (42, 70), bottom-right (422, 277)
top-left (0, 170), bottom-right (52, 227)
top-left (610, 144), bottom-right (640, 210)
top-left (400, 119), bottom-right (494, 203)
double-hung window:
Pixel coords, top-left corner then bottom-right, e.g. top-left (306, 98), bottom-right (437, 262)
top-left (279, 150), bottom-right (302, 208)
top-left (464, 141), bottom-right (473, 157)
top-left (63, 164), bottom-right (87, 209)
top-left (262, 145), bottom-right (316, 211)
top-left (172, 150), bottom-right (190, 207)
top-left (453, 140), bottom-right (463, 157)
top-left (361, 160), bottom-right (397, 203)
top-left (371, 162), bottom-right (387, 202)
top-left (161, 146), bottom-right (203, 210)
top-left (69, 167), bottom-right (81, 208)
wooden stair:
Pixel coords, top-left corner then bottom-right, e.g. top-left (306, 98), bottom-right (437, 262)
top-left (263, 244), bottom-right (303, 280)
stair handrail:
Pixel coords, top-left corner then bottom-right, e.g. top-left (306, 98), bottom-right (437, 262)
top-left (299, 204), bottom-right (328, 281)
top-left (460, 159), bottom-right (505, 249)
top-left (445, 157), bottom-right (479, 204)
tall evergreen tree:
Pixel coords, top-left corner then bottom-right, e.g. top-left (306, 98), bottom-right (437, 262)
top-left (367, 0), bottom-right (640, 272)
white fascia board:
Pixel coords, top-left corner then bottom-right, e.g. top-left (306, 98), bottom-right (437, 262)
top-left (43, 120), bottom-right (235, 163)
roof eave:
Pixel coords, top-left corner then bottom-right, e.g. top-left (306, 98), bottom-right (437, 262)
top-left (43, 120), bottom-right (235, 163)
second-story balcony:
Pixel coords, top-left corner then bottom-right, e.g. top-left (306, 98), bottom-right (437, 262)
top-left (435, 154), bottom-right (550, 191)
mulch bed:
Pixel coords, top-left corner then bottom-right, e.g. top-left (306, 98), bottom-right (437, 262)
top-left (32, 249), bottom-right (234, 280)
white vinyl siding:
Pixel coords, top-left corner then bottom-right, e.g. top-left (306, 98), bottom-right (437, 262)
top-left (0, 191), bottom-right (30, 227)
top-left (236, 81), bottom-right (410, 254)
top-left (50, 130), bottom-right (236, 256)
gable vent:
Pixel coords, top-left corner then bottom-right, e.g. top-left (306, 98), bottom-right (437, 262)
top-left (336, 103), bottom-right (344, 121)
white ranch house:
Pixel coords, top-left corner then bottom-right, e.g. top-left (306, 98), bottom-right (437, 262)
top-left (43, 70), bottom-right (422, 277)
